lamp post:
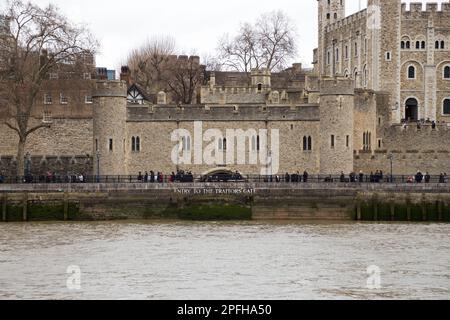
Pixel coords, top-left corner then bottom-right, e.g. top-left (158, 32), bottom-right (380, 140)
top-left (388, 153), bottom-right (393, 183)
top-left (96, 151), bottom-right (101, 183)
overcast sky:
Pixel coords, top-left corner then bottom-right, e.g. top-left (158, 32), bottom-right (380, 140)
top-left (2, 0), bottom-right (447, 71)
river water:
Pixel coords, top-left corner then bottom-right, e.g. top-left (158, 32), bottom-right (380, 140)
top-left (0, 221), bottom-right (449, 300)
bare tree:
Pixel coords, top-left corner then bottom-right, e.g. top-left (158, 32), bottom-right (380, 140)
top-left (216, 11), bottom-right (297, 74)
top-left (256, 11), bottom-right (297, 71)
top-left (0, 0), bottom-right (97, 176)
top-left (165, 56), bottom-right (205, 105)
top-left (125, 36), bottom-right (175, 93)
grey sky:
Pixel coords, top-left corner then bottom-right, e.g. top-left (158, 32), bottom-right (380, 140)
top-left (2, 0), bottom-right (447, 70)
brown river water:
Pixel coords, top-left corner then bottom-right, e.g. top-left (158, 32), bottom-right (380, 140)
top-left (0, 221), bottom-right (449, 300)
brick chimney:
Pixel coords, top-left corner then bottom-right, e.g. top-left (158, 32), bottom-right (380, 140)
top-left (120, 66), bottom-right (131, 86)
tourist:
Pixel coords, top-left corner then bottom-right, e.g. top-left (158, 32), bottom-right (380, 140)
top-left (150, 170), bottom-right (155, 183)
top-left (78, 174), bottom-right (84, 183)
top-left (0, 173), bottom-right (4, 183)
top-left (415, 171), bottom-right (423, 184)
top-left (285, 173), bottom-right (290, 183)
top-left (303, 171), bottom-right (309, 183)
top-left (425, 172), bottom-right (431, 184)
top-left (432, 121), bottom-right (436, 130)
top-left (439, 173), bottom-right (445, 184)
top-left (138, 172), bottom-right (143, 182)
top-left (170, 172), bottom-right (175, 183)
top-left (144, 171), bottom-right (149, 183)
top-left (359, 171), bottom-right (364, 183)
top-left (340, 172), bottom-right (345, 183)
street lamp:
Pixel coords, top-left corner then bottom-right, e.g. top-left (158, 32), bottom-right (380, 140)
top-left (96, 151), bottom-right (101, 183)
top-left (388, 153), bottom-right (393, 183)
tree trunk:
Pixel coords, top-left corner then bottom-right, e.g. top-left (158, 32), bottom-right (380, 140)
top-left (16, 138), bottom-right (26, 177)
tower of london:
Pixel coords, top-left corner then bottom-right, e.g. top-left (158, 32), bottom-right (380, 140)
top-left (1, 0), bottom-right (450, 178)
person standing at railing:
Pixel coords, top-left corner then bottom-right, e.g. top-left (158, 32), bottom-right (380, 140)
top-left (303, 171), bottom-right (309, 183)
top-left (425, 172), bottom-right (431, 184)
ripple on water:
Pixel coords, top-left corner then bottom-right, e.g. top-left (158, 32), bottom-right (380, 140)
top-left (0, 221), bottom-right (450, 300)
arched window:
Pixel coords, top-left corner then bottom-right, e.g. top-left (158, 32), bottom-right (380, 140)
top-left (408, 65), bottom-right (416, 79)
top-left (443, 99), bottom-right (450, 115)
top-left (303, 136), bottom-right (308, 151)
top-left (223, 138), bottom-right (227, 151)
top-left (436, 41), bottom-right (440, 49)
top-left (257, 83), bottom-right (262, 92)
top-left (444, 66), bottom-right (450, 79)
top-left (308, 136), bottom-right (312, 151)
top-left (416, 41), bottom-right (420, 49)
top-left (441, 41), bottom-right (445, 49)
top-left (421, 41), bottom-right (426, 49)
top-left (136, 137), bottom-right (140, 152)
top-left (401, 41), bottom-right (405, 49)
top-left (406, 41), bottom-right (410, 49)
top-left (131, 137), bottom-right (136, 152)
top-left (251, 136), bottom-right (257, 152)
top-left (257, 135), bottom-right (260, 151)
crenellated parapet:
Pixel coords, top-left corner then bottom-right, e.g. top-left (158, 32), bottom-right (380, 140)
top-left (401, 2), bottom-right (450, 16)
top-left (325, 9), bottom-right (368, 33)
top-left (93, 80), bottom-right (127, 98)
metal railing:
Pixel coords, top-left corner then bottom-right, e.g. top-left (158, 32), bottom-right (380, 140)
top-left (0, 174), bottom-right (448, 185)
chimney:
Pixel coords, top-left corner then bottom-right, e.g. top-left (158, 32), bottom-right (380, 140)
top-left (120, 66), bottom-right (131, 85)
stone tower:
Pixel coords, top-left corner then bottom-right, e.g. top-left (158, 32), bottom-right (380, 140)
top-left (319, 77), bottom-right (354, 175)
top-left (317, 0), bottom-right (346, 76)
top-left (368, 0), bottom-right (401, 123)
top-left (93, 81), bottom-right (128, 176)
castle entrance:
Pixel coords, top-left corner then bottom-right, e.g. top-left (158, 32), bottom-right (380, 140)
top-left (405, 98), bottom-right (418, 122)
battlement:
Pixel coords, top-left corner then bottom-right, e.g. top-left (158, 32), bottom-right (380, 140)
top-left (319, 77), bottom-right (355, 96)
top-left (401, 2), bottom-right (450, 14)
top-left (325, 9), bottom-right (367, 33)
top-left (93, 80), bottom-right (127, 98)
top-left (126, 104), bottom-right (320, 122)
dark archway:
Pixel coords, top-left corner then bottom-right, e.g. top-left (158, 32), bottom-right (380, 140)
top-left (405, 98), bottom-right (419, 121)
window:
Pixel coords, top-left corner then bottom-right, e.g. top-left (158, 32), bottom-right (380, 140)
top-left (406, 41), bottom-right (410, 49)
top-left (327, 51), bottom-right (331, 65)
top-left (416, 41), bottom-right (420, 49)
top-left (441, 41), bottom-right (445, 49)
top-left (85, 95), bottom-right (93, 104)
top-left (109, 139), bottom-right (113, 152)
top-left (363, 132), bottom-right (372, 150)
top-left (444, 66), bottom-right (450, 79)
top-left (401, 41), bottom-right (405, 49)
top-left (257, 83), bottom-right (262, 92)
top-left (331, 135), bottom-right (335, 148)
top-left (354, 42), bottom-right (358, 57)
top-left (182, 136), bottom-right (191, 152)
top-left (444, 99), bottom-right (450, 115)
top-left (336, 48), bottom-right (339, 62)
top-left (60, 93), bottom-right (68, 104)
top-left (386, 51), bottom-right (391, 61)
top-left (83, 73), bottom-right (91, 80)
top-left (421, 41), bottom-right (426, 49)
top-left (44, 93), bottom-right (52, 105)
top-left (95, 139), bottom-right (98, 151)
top-left (408, 65), bottom-right (416, 79)
top-left (346, 135), bottom-right (350, 148)
top-left (303, 136), bottom-right (312, 151)
top-left (131, 137), bottom-right (141, 152)
top-left (436, 41), bottom-right (440, 49)
top-left (345, 45), bottom-right (348, 59)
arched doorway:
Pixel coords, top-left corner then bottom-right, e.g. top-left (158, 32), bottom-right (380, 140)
top-left (405, 98), bottom-right (419, 121)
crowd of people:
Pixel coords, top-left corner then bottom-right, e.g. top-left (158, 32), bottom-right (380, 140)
top-left (284, 171), bottom-right (309, 183)
top-left (137, 171), bottom-right (164, 183)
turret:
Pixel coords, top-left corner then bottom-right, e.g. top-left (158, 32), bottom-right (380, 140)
top-left (92, 81), bottom-right (128, 176)
top-left (319, 77), bottom-right (354, 175)
top-left (317, 0), bottom-right (346, 76)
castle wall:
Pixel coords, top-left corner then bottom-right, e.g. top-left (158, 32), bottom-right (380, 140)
top-left (0, 118), bottom-right (93, 157)
top-left (124, 105), bottom-right (321, 175)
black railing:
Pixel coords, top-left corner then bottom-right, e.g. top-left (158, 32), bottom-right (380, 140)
top-left (0, 174), bottom-right (448, 185)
